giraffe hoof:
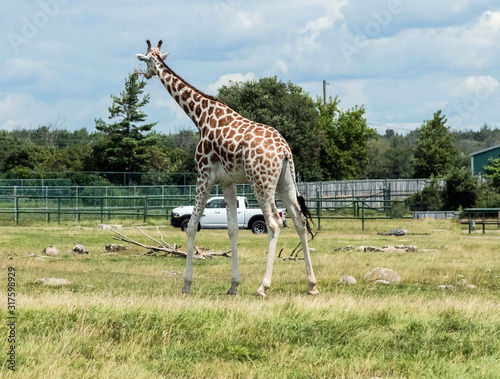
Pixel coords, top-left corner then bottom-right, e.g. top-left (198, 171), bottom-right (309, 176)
top-left (255, 286), bottom-right (267, 297)
top-left (182, 287), bottom-right (191, 295)
top-left (226, 289), bottom-right (238, 295)
top-left (307, 286), bottom-right (319, 296)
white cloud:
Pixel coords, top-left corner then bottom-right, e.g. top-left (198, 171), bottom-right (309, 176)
top-left (236, 11), bottom-right (263, 28)
top-left (0, 93), bottom-right (47, 130)
top-left (452, 76), bottom-right (500, 99)
top-left (296, 1), bottom-right (347, 55)
top-left (272, 59), bottom-right (288, 74)
top-left (206, 72), bottom-right (256, 95)
top-left (2, 1), bottom-right (500, 134)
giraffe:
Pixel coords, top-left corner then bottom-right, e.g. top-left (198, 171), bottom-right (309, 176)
top-left (136, 40), bottom-right (318, 296)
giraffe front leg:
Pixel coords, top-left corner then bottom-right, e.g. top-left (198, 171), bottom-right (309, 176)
top-left (222, 183), bottom-right (240, 295)
top-left (183, 175), bottom-right (214, 295)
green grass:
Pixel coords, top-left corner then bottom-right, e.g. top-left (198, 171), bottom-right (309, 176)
top-left (1, 218), bottom-right (499, 378)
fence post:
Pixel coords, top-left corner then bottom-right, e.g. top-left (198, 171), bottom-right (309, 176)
top-left (100, 197), bottom-right (104, 224)
top-left (361, 202), bottom-right (365, 231)
top-left (14, 196), bottom-right (19, 224)
top-left (57, 197), bottom-right (61, 224)
top-left (316, 189), bottom-right (321, 230)
top-left (144, 197), bottom-right (148, 223)
top-left (482, 212), bottom-right (485, 234)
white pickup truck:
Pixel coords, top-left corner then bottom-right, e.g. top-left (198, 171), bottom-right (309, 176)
top-left (170, 196), bottom-right (286, 234)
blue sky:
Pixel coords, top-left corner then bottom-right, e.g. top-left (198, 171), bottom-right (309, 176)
top-left (1, 0), bottom-right (500, 135)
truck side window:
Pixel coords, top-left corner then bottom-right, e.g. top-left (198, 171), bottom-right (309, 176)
top-left (206, 199), bottom-right (226, 208)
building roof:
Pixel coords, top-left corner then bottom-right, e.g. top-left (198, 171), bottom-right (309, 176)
top-left (469, 144), bottom-right (500, 157)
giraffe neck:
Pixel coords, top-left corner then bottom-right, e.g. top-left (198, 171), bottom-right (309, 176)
top-left (152, 56), bottom-right (221, 132)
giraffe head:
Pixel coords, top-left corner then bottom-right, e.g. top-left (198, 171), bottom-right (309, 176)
top-left (135, 40), bottom-right (169, 79)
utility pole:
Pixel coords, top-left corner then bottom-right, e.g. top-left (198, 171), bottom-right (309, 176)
top-left (323, 80), bottom-right (327, 105)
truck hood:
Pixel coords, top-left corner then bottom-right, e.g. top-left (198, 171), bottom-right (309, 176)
top-left (172, 205), bottom-right (194, 214)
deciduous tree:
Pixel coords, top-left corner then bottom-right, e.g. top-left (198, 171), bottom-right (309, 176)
top-left (217, 77), bottom-right (323, 181)
top-left (412, 110), bottom-right (455, 178)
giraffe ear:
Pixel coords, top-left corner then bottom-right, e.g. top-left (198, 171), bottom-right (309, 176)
top-left (161, 52), bottom-right (170, 61)
top-left (135, 54), bottom-right (151, 62)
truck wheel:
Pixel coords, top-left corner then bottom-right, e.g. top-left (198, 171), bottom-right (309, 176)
top-left (181, 219), bottom-right (200, 232)
top-left (251, 220), bottom-right (267, 234)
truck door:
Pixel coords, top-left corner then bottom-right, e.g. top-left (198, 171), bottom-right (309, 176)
top-left (236, 198), bottom-right (245, 226)
top-left (201, 198), bottom-right (226, 227)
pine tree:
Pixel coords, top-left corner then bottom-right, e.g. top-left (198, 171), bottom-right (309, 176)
top-left (93, 73), bottom-right (158, 185)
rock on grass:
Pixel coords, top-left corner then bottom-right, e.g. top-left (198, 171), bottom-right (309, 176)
top-left (35, 278), bottom-right (71, 286)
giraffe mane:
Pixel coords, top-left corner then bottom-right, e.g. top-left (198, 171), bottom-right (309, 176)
top-left (153, 52), bottom-right (225, 105)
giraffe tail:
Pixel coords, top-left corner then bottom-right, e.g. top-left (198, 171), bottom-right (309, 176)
top-left (283, 155), bottom-right (315, 240)
top-left (297, 194), bottom-right (315, 240)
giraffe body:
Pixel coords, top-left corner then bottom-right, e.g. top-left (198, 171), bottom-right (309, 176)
top-left (136, 40), bottom-right (318, 296)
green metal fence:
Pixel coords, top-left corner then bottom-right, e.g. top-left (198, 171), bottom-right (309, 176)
top-left (0, 191), bottom-right (411, 228)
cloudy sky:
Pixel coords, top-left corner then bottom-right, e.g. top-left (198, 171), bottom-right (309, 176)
top-left (1, 0), bottom-right (500, 135)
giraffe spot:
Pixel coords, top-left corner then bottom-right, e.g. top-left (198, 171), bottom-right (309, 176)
top-left (188, 100), bottom-right (195, 111)
top-left (253, 129), bottom-right (264, 137)
top-left (199, 112), bottom-right (207, 125)
top-left (183, 104), bottom-right (190, 114)
top-left (208, 106), bottom-right (214, 114)
top-left (198, 156), bottom-right (209, 168)
top-left (201, 99), bottom-right (208, 108)
top-left (181, 90), bottom-right (190, 102)
top-left (195, 105), bottom-right (202, 117)
top-left (226, 130), bottom-right (236, 140)
top-left (175, 95), bottom-right (180, 102)
top-left (215, 108), bottom-right (224, 118)
top-left (220, 149), bottom-right (228, 161)
top-left (177, 82), bottom-right (186, 91)
top-left (162, 70), bottom-right (167, 77)
top-left (210, 154), bottom-right (219, 164)
top-left (210, 118), bottom-right (217, 129)
top-left (203, 140), bottom-right (212, 153)
top-left (222, 127), bottom-right (230, 136)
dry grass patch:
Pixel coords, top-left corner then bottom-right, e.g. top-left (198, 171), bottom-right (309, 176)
top-left (1, 218), bottom-right (499, 378)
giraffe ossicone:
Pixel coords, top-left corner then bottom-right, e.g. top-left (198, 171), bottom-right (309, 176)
top-left (135, 40), bottom-right (318, 296)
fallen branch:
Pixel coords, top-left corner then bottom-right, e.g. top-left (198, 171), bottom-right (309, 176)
top-left (109, 227), bottom-right (230, 259)
top-left (7, 253), bottom-right (60, 260)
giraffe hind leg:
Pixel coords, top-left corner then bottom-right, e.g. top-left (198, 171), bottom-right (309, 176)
top-left (254, 193), bottom-right (282, 297)
top-left (276, 162), bottom-right (319, 295)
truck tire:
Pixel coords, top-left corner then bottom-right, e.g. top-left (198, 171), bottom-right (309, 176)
top-left (251, 220), bottom-right (267, 234)
top-left (181, 219), bottom-right (200, 232)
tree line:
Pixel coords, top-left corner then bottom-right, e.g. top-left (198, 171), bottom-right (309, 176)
top-left (2, 73), bottom-right (500, 209)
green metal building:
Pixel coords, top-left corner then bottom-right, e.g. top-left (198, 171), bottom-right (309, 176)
top-left (470, 144), bottom-right (500, 176)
